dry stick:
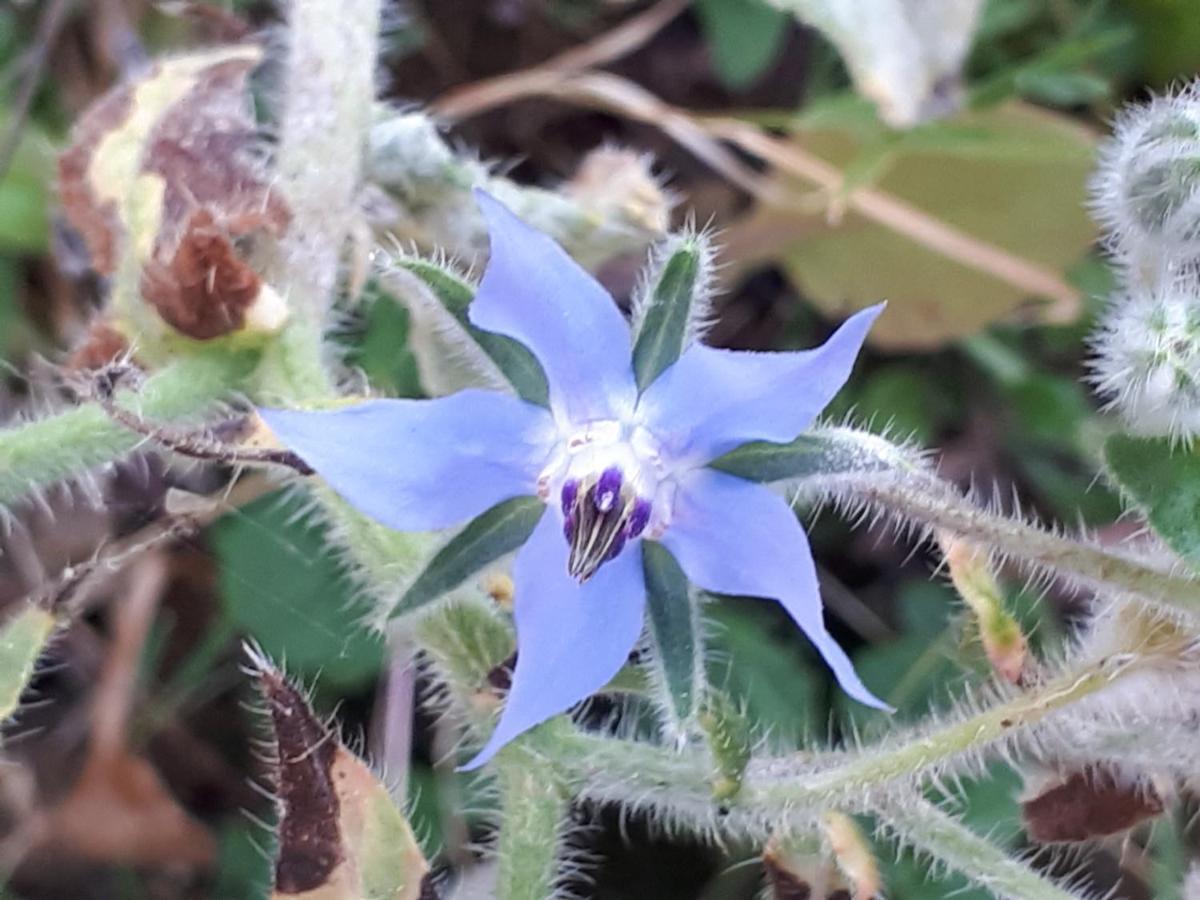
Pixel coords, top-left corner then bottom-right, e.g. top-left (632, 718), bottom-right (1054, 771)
top-left (89, 553), bottom-right (170, 762)
top-left (27, 475), bottom-right (274, 619)
top-left (436, 68), bottom-right (1081, 319)
top-left (432, 0), bottom-right (690, 119)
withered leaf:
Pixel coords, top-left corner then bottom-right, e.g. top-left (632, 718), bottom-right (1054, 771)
top-left (140, 209), bottom-right (264, 340)
top-left (254, 651), bottom-right (433, 900)
top-left (58, 45), bottom-right (290, 342)
top-left (1023, 764), bottom-right (1164, 843)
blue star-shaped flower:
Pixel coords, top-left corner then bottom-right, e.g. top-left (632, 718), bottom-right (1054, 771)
top-left (262, 191), bottom-right (887, 769)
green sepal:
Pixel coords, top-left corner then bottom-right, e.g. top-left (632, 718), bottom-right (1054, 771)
top-left (1104, 434), bottom-right (1200, 567)
top-left (632, 238), bottom-right (705, 391)
top-left (711, 426), bottom-right (918, 484)
top-left (396, 258), bottom-right (550, 406)
top-left (642, 542), bottom-right (705, 736)
top-left (0, 603), bottom-right (55, 721)
top-left (390, 496), bottom-right (545, 619)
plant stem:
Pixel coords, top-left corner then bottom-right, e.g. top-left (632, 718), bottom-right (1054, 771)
top-left (496, 749), bottom-right (569, 900)
top-left (0, 349), bottom-right (255, 506)
top-left (557, 650), bottom-right (1146, 838)
top-left (827, 471), bottom-right (1200, 613)
top-left (256, 0), bottom-right (382, 402)
top-left (876, 796), bottom-right (1087, 900)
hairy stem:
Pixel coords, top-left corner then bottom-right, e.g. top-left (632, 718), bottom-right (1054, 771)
top-left (256, 0), bottom-right (382, 401)
top-left (556, 649), bottom-right (1147, 837)
top-left (824, 471), bottom-right (1200, 612)
top-left (0, 349), bottom-right (256, 506)
top-left (496, 749), bottom-right (570, 900)
top-left (876, 796), bottom-right (1087, 900)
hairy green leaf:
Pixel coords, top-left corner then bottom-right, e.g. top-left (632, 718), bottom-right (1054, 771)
top-left (0, 603), bottom-right (54, 721)
top-left (1105, 434), bottom-right (1200, 567)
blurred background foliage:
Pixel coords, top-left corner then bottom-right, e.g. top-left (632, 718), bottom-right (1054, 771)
top-left (0, 0), bottom-right (1196, 898)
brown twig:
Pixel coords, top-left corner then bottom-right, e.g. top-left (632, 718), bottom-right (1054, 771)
top-left (89, 364), bottom-right (315, 475)
top-left (432, 0), bottom-right (689, 120)
top-left (439, 68), bottom-right (1082, 318)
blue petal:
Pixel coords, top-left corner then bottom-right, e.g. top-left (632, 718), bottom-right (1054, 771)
top-left (638, 304), bottom-right (883, 465)
top-left (461, 511), bottom-right (646, 769)
top-left (468, 190), bottom-right (637, 423)
top-left (260, 391), bottom-right (555, 532)
top-left (660, 468), bottom-right (889, 711)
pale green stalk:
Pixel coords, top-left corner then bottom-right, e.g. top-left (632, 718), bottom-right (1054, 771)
top-left (877, 796), bottom-right (1088, 900)
top-left (496, 749), bottom-right (570, 900)
top-left (822, 471), bottom-right (1200, 613)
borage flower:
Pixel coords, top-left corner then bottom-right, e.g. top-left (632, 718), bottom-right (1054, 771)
top-left (261, 191), bottom-right (887, 769)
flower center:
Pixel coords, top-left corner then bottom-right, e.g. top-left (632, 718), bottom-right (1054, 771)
top-left (561, 468), bottom-right (651, 581)
top-left (539, 419), bottom-right (666, 582)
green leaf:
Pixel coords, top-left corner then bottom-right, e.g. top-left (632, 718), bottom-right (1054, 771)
top-left (390, 496), bottom-right (544, 620)
top-left (396, 258), bottom-right (549, 405)
top-left (711, 426), bottom-right (919, 484)
top-left (642, 542), bottom-right (704, 735)
top-left (1104, 434), bottom-right (1200, 567)
top-left (212, 491), bottom-right (384, 688)
top-left (0, 603), bottom-right (54, 721)
top-left (632, 239), bottom-right (704, 390)
top-left (694, 0), bottom-right (790, 90)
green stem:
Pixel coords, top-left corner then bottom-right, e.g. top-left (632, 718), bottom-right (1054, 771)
top-left (876, 796), bottom-right (1086, 900)
top-left (0, 349), bottom-right (255, 505)
top-left (556, 650), bottom-right (1145, 837)
top-left (827, 471), bottom-right (1200, 614)
top-left (496, 749), bottom-right (570, 900)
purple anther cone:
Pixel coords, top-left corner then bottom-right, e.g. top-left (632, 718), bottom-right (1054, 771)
top-left (594, 467), bottom-right (623, 512)
top-left (627, 498), bottom-right (652, 538)
top-left (560, 479), bottom-right (579, 517)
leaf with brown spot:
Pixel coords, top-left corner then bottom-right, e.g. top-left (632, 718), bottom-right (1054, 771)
top-left (57, 45), bottom-right (290, 343)
top-left (252, 650), bottom-right (433, 900)
top-left (1022, 764), bottom-right (1165, 843)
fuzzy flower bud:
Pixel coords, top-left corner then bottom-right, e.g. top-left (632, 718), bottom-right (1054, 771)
top-left (1089, 275), bottom-right (1200, 437)
top-left (939, 533), bottom-right (1027, 683)
top-left (1092, 80), bottom-right (1200, 269)
top-left (821, 810), bottom-right (880, 900)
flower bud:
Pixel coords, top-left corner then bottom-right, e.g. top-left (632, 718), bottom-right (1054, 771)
top-left (1090, 275), bottom-right (1200, 437)
top-left (939, 533), bottom-right (1026, 683)
top-left (698, 689), bottom-right (752, 801)
top-left (1093, 81), bottom-right (1200, 265)
top-left (821, 810), bottom-right (880, 900)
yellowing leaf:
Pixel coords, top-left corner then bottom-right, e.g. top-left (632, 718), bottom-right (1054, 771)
top-left (252, 651), bottom-right (433, 900)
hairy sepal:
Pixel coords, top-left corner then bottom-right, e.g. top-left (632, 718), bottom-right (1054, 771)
top-left (642, 541), bottom-right (707, 742)
top-left (711, 424), bottom-right (923, 486)
top-left (631, 230), bottom-right (716, 391)
top-left (390, 496), bottom-right (544, 621)
top-left (377, 253), bottom-right (549, 404)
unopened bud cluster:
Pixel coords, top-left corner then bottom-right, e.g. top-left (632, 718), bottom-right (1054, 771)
top-left (1090, 80), bottom-right (1200, 435)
